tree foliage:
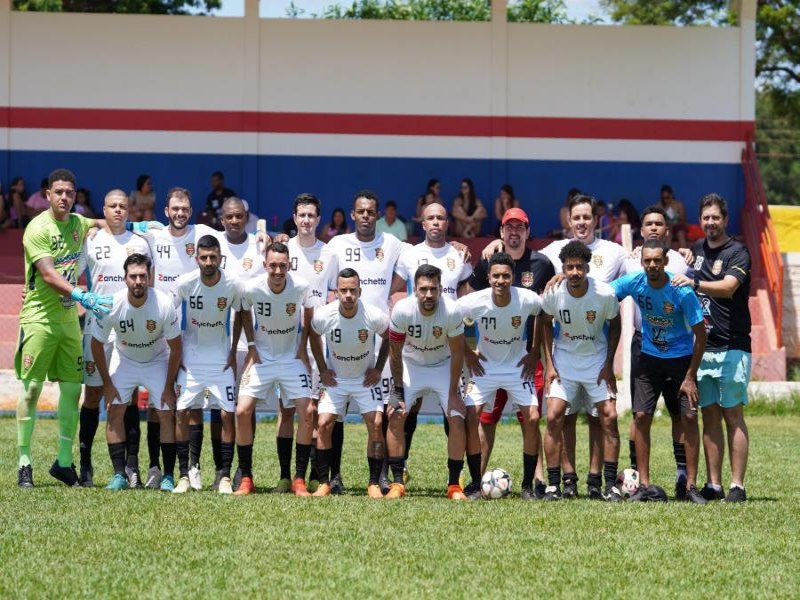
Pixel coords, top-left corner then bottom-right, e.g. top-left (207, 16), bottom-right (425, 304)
top-left (13, 0), bottom-right (221, 15)
top-left (305, 0), bottom-right (572, 22)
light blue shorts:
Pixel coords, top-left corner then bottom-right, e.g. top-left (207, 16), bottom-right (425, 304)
top-left (697, 350), bottom-right (751, 409)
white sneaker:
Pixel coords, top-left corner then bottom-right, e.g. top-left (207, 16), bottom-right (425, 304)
top-left (218, 476), bottom-right (233, 494)
top-left (188, 465), bottom-right (202, 491)
top-left (173, 476), bottom-right (192, 494)
top-left (145, 466), bottom-right (162, 489)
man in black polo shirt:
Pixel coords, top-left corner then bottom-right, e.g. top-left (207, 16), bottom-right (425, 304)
top-left (205, 171), bottom-right (237, 229)
top-left (468, 208), bottom-right (554, 497)
top-left (672, 193), bottom-right (751, 502)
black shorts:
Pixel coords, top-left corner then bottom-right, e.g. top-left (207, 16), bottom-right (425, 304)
top-left (632, 352), bottom-right (692, 416)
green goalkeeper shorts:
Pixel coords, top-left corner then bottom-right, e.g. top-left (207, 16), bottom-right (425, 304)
top-left (15, 320), bottom-right (83, 383)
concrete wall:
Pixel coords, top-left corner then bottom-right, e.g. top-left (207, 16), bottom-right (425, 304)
top-left (0, 6), bottom-right (755, 234)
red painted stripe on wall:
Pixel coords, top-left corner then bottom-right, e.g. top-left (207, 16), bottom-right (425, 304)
top-left (0, 107), bottom-right (754, 142)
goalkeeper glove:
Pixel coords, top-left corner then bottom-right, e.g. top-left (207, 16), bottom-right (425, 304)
top-left (71, 288), bottom-right (113, 318)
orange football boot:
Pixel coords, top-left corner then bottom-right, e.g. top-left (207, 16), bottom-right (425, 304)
top-left (233, 476), bottom-right (255, 496)
top-left (367, 484), bottom-right (384, 499)
top-left (447, 484), bottom-right (467, 500)
top-left (312, 483), bottom-right (332, 497)
top-left (292, 477), bottom-right (312, 497)
top-left (384, 483), bottom-right (406, 499)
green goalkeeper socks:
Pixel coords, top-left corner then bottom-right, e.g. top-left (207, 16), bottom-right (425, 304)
top-left (17, 379), bottom-right (43, 468)
top-left (57, 382), bottom-right (82, 467)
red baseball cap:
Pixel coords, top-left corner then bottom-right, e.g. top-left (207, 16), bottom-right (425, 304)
top-left (502, 207), bottom-right (529, 225)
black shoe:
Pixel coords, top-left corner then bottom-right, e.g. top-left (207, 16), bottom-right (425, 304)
top-left (675, 472), bottom-right (687, 501)
top-left (629, 484), bottom-right (650, 502)
top-left (210, 469), bottom-right (225, 492)
top-left (49, 460), bottom-right (79, 487)
top-left (330, 474), bottom-right (345, 495)
top-left (534, 479), bottom-right (546, 500)
top-left (700, 483), bottom-right (724, 501)
top-left (463, 481), bottom-right (482, 500)
top-left (232, 467), bottom-right (242, 492)
top-left (18, 465), bottom-right (34, 488)
top-left (78, 465), bottom-right (94, 488)
top-left (543, 485), bottom-right (562, 501)
top-left (587, 482), bottom-right (604, 500)
top-left (724, 486), bottom-right (747, 503)
top-left (562, 480), bottom-right (578, 499)
top-left (686, 485), bottom-right (708, 504)
top-left (603, 486), bottom-right (625, 503)
top-left (520, 485), bottom-right (536, 500)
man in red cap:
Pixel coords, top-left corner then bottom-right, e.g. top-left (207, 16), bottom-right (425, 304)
top-left (465, 207), bottom-right (554, 498)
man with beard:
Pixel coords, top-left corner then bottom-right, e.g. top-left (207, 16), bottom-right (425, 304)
top-left (672, 193), bottom-right (752, 503)
top-left (90, 254), bottom-right (182, 491)
top-left (77, 190), bottom-right (151, 488)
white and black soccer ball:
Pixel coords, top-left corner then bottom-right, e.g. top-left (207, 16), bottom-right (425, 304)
top-left (617, 468), bottom-right (640, 497)
top-left (481, 468), bottom-right (512, 499)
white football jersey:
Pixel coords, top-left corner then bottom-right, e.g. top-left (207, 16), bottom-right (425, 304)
top-left (541, 238), bottom-right (626, 284)
top-left (172, 270), bottom-right (242, 367)
top-left (390, 296), bottom-right (464, 368)
top-left (395, 242), bottom-right (472, 300)
top-left (91, 288), bottom-right (181, 363)
top-left (457, 287), bottom-right (541, 372)
top-left (321, 232), bottom-right (406, 312)
top-left (239, 273), bottom-right (314, 361)
top-left (621, 248), bottom-right (690, 330)
top-left (217, 232), bottom-right (265, 281)
top-left (288, 237), bottom-right (328, 306)
top-left (80, 229), bottom-right (151, 332)
top-left (541, 279), bottom-right (620, 381)
top-left (311, 299), bottom-right (388, 379)
top-left (147, 224), bottom-right (218, 292)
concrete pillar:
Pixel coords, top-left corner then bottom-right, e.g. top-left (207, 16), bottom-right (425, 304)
top-left (490, 0), bottom-right (508, 197)
top-left (738, 0), bottom-right (756, 129)
top-left (242, 0), bottom-right (261, 212)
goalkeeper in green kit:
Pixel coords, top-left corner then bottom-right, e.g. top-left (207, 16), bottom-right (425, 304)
top-left (15, 168), bottom-right (157, 488)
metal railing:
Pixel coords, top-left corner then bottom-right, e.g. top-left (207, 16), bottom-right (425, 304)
top-left (741, 137), bottom-right (784, 348)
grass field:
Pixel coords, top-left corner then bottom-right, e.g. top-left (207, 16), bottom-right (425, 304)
top-left (1, 414), bottom-right (799, 599)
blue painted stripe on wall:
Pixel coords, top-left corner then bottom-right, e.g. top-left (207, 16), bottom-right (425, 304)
top-left (3, 151), bottom-right (743, 236)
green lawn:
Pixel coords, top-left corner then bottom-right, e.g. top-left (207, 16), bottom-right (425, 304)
top-left (0, 415), bottom-right (798, 598)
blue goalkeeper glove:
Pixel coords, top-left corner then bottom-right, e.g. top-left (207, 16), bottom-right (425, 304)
top-left (70, 288), bottom-right (113, 318)
top-left (126, 221), bottom-right (163, 233)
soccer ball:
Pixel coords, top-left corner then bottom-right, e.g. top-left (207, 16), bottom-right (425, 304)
top-left (480, 468), bottom-right (512, 499)
top-left (617, 468), bottom-right (640, 497)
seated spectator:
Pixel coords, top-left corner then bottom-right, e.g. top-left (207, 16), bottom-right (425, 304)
top-left (130, 174), bottom-right (155, 221)
top-left (596, 202), bottom-right (613, 239)
top-left (659, 184), bottom-right (688, 247)
top-left (8, 178), bottom-right (28, 228)
top-left (127, 200), bottom-right (144, 223)
top-left (26, 178), bottom-right (50, 218)
top-left (320, 207), bottom-right (350, 242)
top-left (206, 170), bottom-right (236, 229)
top-left (376, 200), bottom-right (408, 241)
top-left (609, 198), bottom-right (642, 245)
top-left (451, 178), bottom-right (486, 238)
top-left (414, 179), bottom-right (442, 223)
top-left (73, 188), bottom-right (98, 218)
top-left (493, 183), bottom-right (520, 236)
top-left (0, 182), bottom-right (8, 228)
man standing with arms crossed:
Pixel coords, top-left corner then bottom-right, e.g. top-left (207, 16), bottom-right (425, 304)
top-left (16, 169), bottom-right (114, 488)
top-left (673, 193), bottom-right (752, 502)
top-left (77, 189), bottom-right (151, 488)
top-left (90, 254), bottom-right (183, 491)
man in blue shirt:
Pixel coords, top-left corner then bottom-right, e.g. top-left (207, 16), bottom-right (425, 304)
top-left (612, 239), bottom-right (707, 503)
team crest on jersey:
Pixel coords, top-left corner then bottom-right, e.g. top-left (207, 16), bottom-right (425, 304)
top-left (521, 272), bottom-right (534, 288)
top-left (592, 254), bottom-right (603, 267)
top-left (313, 259), bottom-right (324, 273)
top-left (185, 243), bottom-right (195, 257)
top-left (511, 316), bottom-right (522, 328)
top-left (125, 246), bottom-right (135, 256)
top-left (711, 260), bottom-right (723, 276)
top-left (286, 303), bottom-right (296, 316)
top-left (85, 361), bottom-right (96, 375)
top-left (72, 230), bottom-right (80, 242)
top-left (375, 248), bottom-right (385, 262)
top-left (242, 257), bottom-right (253, 271)
top-left (586, 310), bottom-right (596, 323)
top-left (432, 326), bottom-right (443, 338)
top-left (23, 354), bottom-right (34, 369)
top-left (446, 258), bottom-right (456, 271)
top-left (663, 302), bottom-right (674, 315)
top-left (358, 329), bottom-right (369, 343)
top-left (217, 297), bottom-right (228, 311)
top-left (146, 320), bottom-right (156, 332)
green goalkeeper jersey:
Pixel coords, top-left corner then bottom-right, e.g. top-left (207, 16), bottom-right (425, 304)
top-left (19, 211), bottom-right (92, 325)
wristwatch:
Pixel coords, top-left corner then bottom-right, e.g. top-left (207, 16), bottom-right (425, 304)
top-left (692, 276), bottom-right (700, 291)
